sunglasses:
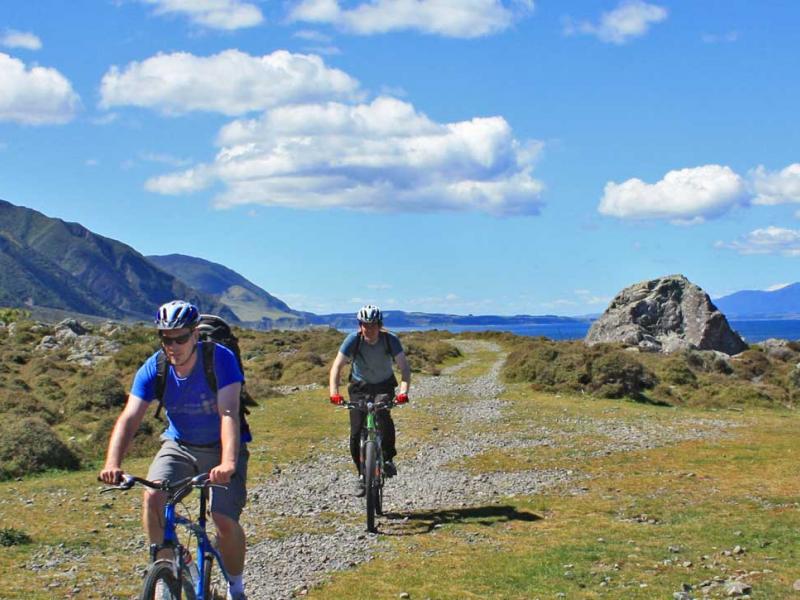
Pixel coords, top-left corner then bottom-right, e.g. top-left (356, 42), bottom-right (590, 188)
top-left (159, 331), bottom-right (193, 346)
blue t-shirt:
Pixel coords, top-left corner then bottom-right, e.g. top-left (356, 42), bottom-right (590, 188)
top-left (131, 342), bottom-right (249, 445)
top-left (339, 331), bottom-right (403, 384)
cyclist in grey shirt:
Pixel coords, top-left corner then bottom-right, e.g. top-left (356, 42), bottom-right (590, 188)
top-left (329, 305), bottom-right (411, 496)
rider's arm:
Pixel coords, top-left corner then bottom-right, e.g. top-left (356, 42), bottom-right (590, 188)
top-left (329, 351), bottom-right (349, 396)
top-left (394, 352), bottom-right (411, 395)
top-left (211, 381), bottom-right (242, 485)
top-left (100, 395), bottom-right (150, 483)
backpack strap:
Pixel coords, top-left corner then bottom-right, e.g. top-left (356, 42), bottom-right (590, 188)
top-left (202, 341), bottom-right (217, 392)
top-left (348, 333), bottom-right (362, 382)
top-left (154, 350), bottom-right (168, 421)
top-left (383, 331), bottom-right (392, 357)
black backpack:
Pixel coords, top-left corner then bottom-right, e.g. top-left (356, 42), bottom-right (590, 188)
top-left (154, 315), bottom-right (256, 437)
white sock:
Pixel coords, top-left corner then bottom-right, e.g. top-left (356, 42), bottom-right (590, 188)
top-left (228, 574), bottom-right (244, 596)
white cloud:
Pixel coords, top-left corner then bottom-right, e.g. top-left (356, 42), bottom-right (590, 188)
top-left (598, 165), bottom-right (747, 223)
top-left (147, 96), bottom-right (545, 216)
top-left (85, 159), bottom-right (99, 167)
top-left (288, 0), bottom-right (534, 38)
top-left (138, 0), bottom-right (263, 30)
top-left (1, 29), bottom-right (42, 50)
top-left (367, 283), bottom-right (393, 290)
top-left (140, 152), bottom-right (193, 167)
top-left (0, 53), bottom-right (80, 125)
top-left (564, 0), bottom-right (667, 45)
top-left (716, 226), bottom-right (800, 257)
top-left (99, 50), bottom-right (361, 116)
top-left (749, 163), bottom-right (800, 205)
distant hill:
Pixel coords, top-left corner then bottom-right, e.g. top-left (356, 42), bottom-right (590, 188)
top-left (147, 254), bottom-right (302, 325)
top-left (0, 199), bottom-right (235, 321)
top-left (714, 283), bottom-right (800, 319)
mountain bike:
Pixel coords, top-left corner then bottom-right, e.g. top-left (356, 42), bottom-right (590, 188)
top-left (343, 395), bottom-right (399, 533)
top-left (100, 472), bottom-right (229, 600)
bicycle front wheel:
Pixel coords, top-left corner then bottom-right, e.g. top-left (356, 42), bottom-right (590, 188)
top-left (140, 559), bottom-right (192, 600)
top-left (364, 441), bottom-right (378, 532)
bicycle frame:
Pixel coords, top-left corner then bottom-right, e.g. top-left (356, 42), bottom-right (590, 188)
top-left (163, 481), bottom-right (230, 600)
top-left (102, 473), bottom-right (230, 600)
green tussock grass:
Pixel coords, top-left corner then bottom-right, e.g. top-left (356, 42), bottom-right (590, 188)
top-left (2, 329), bottom-right (800, 598)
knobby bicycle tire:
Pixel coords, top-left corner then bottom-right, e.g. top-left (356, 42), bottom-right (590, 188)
top-left (140, 559), bottom-right (195, 600)
top-left (203, 554), bottom-right (222, 600)
top-left (376, 478), bottom-right (384, 516)
top-left (364, 441), bottom-right (378, 532)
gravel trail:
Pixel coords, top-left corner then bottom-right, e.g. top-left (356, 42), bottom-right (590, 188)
top-left (243, 340), bottom-right (735, 599)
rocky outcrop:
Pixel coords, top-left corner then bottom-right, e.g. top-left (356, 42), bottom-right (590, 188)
top-left (35, 318), bottom-right (121, 366)
top-left (585, 275), bottom-right (747, 355)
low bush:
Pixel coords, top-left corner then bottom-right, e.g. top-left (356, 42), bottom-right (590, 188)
top-left (587, 350), bottom-right (656, 399)
top-left (0, 417), bottom-right (80, 480)
top-left (0, 527), bottom-right (32, 546)
top-left (68, 374), bottom-right (127, 412)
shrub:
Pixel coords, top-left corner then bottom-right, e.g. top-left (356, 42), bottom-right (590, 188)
top-left (659, 357), bottom-right (698, 386)
top-left (0, 308), bottom-right (29, 324)
top-left (69, 374), bottom-right (127, 412)
top-left (587, 351), bottom-right (657, 399)
top-left (732, 349), bottom-right (771, 380)
top-left (0, 527), bottom-right (32, 546)
top-left (0, 417), bottom-right (80, 479)
top-left (403, 338), bottom-right (462, 375)
top-left (113, 342), bottom-right (157, 371)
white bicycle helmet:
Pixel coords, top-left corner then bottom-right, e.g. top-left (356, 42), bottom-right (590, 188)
top-left (154, 300), bottom-right (200, 330)
top-left (356, 304), bottom-right (383, 324)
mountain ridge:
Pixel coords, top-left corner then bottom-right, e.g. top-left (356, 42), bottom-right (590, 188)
top-left (714, 283), bottom-right (800, 319)
top-left (0, 199), bottom-right (236, 322)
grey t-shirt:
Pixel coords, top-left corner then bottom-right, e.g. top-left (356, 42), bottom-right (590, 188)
top-left (339, 331), bottom-right (403, 384)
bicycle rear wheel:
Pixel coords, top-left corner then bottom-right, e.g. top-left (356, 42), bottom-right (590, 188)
top-left (141, 559), bottom-right (195, 600)
top-left (364, 441), bottom-right (378, 532)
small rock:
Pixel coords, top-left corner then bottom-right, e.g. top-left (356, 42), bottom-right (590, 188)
top-left (725, 581), bottom-right (751, 596)
top-left (399, 593), bottom-right (411, 599)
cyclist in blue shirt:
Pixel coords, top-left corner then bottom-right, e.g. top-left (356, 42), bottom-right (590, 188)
top-left (329, 305), bottom-right (411, 496)
top-left (99, 300), bottom-right (249, 600)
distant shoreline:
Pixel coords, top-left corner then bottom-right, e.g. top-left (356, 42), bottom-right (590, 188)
top-left (385, 318), bottom-right (800, 343)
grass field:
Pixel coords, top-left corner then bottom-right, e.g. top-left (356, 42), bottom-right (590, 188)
top-left (1, 340), bottom-right (799, 599)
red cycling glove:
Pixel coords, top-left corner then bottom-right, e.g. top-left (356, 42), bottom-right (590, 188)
top-left (395, 393), bottom-right (409, 404)
top-left (330, 394), bottom-right (344, 405)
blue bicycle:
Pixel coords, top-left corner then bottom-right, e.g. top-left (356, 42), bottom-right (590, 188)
top-left (101, 472), bottom-right (229, 600)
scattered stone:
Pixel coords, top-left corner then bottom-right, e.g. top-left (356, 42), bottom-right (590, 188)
top-left (725, 581), bottom-right (752, 596)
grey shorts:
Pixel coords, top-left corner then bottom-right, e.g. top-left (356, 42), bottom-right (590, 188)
top-left (146, 438), bottom-right (249, 522)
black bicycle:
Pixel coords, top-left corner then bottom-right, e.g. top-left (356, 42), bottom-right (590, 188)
top-left (343, 396), bottom-right (399, 533)
top-left (100, 472), bottom-right (229, 600)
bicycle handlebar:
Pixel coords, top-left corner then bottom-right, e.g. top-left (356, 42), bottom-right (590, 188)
top-left (99, 472), bottom-right (226, 497)
top-left (341, 398), bottom-right (408, 411)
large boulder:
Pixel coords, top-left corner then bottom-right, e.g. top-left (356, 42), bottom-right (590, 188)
top-left (585, 275), bottom-right (747, 355)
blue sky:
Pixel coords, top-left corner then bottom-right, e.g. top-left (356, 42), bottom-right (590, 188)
top-left (1, 1), bottom-right (799, 316)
